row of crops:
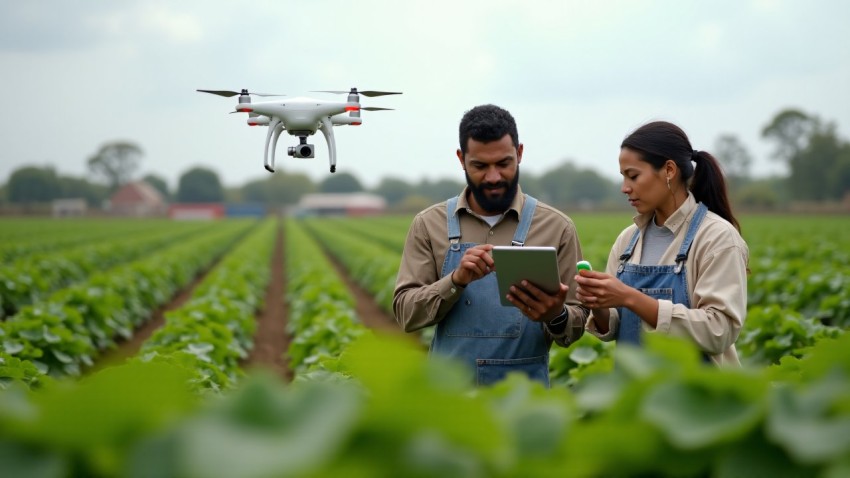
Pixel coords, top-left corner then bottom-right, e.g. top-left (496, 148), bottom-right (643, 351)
top-left (1, 213), bottom-right (849, 477)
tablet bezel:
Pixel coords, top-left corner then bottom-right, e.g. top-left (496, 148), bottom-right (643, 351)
top-left (492, 246), bottom-right (560, 308)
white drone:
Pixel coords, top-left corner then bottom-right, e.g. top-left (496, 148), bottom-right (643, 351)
top-left (197, 87), bottom-right (401, 173)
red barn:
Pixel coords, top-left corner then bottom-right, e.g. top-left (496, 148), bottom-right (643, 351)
top-left (108, 181), bottom-right (167, 217)
top-left (168, 203), bottom-right (225, 220)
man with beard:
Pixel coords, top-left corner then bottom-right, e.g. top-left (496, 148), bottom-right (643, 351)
top-left (393, 104), bottom-right (588, 387)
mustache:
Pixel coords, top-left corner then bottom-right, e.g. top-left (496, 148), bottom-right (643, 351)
top-left (481, 182), bottom-right (508, 190)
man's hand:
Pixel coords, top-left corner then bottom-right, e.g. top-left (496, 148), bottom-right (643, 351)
top-left (450, 244), bottom-right (495, 287)
top-left (506, 281), bottom-right (569, 323)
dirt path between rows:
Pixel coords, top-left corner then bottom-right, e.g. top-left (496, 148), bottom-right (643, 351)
top-left (242, 221), bottom-right (292, 381)
top-left (320, 246), bottom-right (403, 336)
top-left (90, 262), bottom-right (214, 373)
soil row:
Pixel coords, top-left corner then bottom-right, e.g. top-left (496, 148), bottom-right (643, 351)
top-left (92, 220), bottom-right (400, 380)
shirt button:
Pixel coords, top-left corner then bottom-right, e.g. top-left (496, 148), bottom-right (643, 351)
top-left (489, 231), bottom-right (494, 236)
top-left (451, 287), bottom-right (457, 294)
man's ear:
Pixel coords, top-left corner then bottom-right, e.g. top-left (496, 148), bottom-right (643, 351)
top-left (457, 148), bottom-right (465, 169)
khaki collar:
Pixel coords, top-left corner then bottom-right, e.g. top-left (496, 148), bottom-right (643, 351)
top-left (633, 193), bottom-right (697, 235)
top-left (455, 185), bottom-right (525, 218)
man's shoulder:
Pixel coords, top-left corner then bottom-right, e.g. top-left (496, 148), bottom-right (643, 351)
top-left (417, 200), bottom-right (452, 218)
top-left (532, 200), bottom-right (576, 227)
top-left (411, 200), bottom-right (452, 231)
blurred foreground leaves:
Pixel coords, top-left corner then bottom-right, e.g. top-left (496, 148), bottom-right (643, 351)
top-left (1, 332), bottom-right (849, 478)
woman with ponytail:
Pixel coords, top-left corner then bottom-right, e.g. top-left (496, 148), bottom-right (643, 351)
top-left (575, 121), bottom-right (748, 365)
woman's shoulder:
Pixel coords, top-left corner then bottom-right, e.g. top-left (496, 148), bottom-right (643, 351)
top-left (696, 209), bottom-right (748, 252)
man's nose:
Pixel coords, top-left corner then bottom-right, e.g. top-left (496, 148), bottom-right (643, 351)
top-left (484, 167), bottom-right (502, 183)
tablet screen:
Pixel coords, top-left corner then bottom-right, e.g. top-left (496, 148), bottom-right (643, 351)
top-left (492, 246), bottom-right (560, 308)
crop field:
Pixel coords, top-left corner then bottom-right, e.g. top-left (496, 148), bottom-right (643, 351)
top-left (0, 212), bottom-right (848, 477)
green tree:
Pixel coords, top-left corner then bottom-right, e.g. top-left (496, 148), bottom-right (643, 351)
top-left (538, 161), bottom-right (617, 207)
top-left (241, 172), bottom-right (316, 204)
top-left (795, 125), bottom-right (850, 200)
top-left (831, 147), bottom-right (850, 201)
top-left (176, 167), bottom-right (224, 202)
top-left (241, 178), bottom-right (267, 203)
top-left (763, 109), bottom-right (850, 201)
top-left (373, 177), bottom-right (411, 205)
top-left (736, 180), bottom-right (781, 209)
top-left (319, 172), bottom-right (363, 193)
top-left (266, 172), bottom-right (315, 204)
top-left (7, 166), bottom-right (60, 203)
top-left (761, 109), bottom-right (818, 163)
top-left (415, 178), bottom-right (465, 203)
top-left (142, 174), bottom-right (170, 200)
top-left (714, 134), bottom-right (753, 186)
top-left (58, 176), bottom-right (109, 206)
top-left (223, 186), bottom-right (242, 203)
top-left (87, 141), bottom-right (143, 191)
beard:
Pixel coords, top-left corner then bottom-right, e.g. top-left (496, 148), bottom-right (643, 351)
top-left (465, 167), bottom-right (520, 214)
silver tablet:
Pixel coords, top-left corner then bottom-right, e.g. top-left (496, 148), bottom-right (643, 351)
top-left (492, 246), bottom-right (560, 308)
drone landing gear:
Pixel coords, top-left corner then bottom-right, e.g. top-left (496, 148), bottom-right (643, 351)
top-left (263, 118), bottom-right (285, 173)
top-left (318, 116), bottom-right (337, 174)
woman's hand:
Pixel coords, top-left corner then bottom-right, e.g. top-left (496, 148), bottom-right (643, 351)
top-left (574, 270), bottom-right (632, 309)
top-left (575, 269), bottom-right (659, 329)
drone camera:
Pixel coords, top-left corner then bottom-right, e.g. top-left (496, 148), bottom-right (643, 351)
top-left (288, 143), bottom-right (315, 158)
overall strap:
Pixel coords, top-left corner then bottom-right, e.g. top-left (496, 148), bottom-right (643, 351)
top-left (674, 202), bottom-right (708, 273)
top-left (511, 195), bottom-right (537, 246)
top-left (617, 229), bottom-right (641, 273)
top-left (446, 196), bottom-right (461, 246)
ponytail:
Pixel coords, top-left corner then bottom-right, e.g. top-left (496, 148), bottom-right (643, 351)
top-left (690, 150), bottom-right (741, 232)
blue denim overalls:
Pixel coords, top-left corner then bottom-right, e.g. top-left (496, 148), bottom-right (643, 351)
top-left (430, 194), bottom-right (550, 387)
top-left (616, 203), bottom-right (708, 345)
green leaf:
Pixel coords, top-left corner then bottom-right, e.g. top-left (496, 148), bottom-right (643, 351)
top-left (42, 328), bottom-right (61, 344)
top-left (174, 376), bottom-right (361, 478)
top-left (767, 372), bottom-right (850, 463)
top-left (569, 346), bottom-right (598, 365)
top-left (0, 440), bottom-right (66, 478)
top-left (714, 432), bottom-right (818, 478)
top-left (641, 377), bottom-right (764, 449)
top-left (51, 350), bottom-right (74, 365)
top-left (2, 341), bottom-right (23, 355)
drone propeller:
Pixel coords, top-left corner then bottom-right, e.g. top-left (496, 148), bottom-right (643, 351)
top-left (361, 107), bottom-right (394, 111)
top-left (197, 89), bottom-right (285, 98)
top-left (312, 88), bottom-right (402, 97)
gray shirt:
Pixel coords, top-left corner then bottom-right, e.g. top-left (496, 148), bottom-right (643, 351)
top-left (640, 216), bottom-right (675, 265)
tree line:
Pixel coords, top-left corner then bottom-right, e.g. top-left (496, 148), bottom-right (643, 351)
top-left (1, 108), bottom-right (848, 211)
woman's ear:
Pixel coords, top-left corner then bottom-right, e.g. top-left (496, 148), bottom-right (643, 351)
top-left (665, 159), bottom-right (677, 181)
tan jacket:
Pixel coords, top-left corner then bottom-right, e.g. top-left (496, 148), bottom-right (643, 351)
top-left (393, 186), bottom-right (588, 347)
top-left (586, 194), bottom-right (749, 366)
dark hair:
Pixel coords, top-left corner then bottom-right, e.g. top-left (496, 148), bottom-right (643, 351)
top-left (458, 104), bottom-right (519, 156)
top-left (621, 121), bottom-right (741, 232)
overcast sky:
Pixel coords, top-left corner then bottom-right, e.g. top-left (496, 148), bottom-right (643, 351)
top-left (1, 0), bottom-right (848, 190)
